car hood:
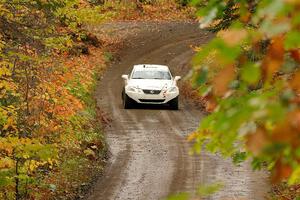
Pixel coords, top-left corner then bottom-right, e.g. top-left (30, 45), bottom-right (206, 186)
top-left (128, 79), bottom-right (174, 90)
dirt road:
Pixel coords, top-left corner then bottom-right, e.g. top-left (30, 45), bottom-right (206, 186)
top-left (86, 22), bottom-right (269, 200)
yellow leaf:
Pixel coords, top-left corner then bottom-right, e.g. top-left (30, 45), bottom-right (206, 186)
top-left (218, 29), bottom-right (248, 46)
top-left (187, 131), bottom-right (199, 142)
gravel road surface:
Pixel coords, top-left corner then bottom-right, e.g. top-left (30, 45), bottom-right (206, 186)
top-left (85, 22), bottom-right (269, 200)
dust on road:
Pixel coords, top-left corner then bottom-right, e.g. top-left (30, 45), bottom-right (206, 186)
top-left (85, 22), bottom-right (269, 200)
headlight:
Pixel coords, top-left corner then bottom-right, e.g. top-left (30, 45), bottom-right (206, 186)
top-left (168, 86), bottom-right (178, 93)
top-left (126, 86), bottom-right (141, 93)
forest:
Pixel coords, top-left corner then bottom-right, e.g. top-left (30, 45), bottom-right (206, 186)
top-left (0, 0), bottom-right (109, 199)
top-left (0, 0), bottom-right (299, 199)
top-left (0, 0), bottom-right (192, 199)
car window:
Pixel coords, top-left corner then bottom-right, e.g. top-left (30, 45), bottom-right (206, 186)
top-left (131, 70), bottom-right (171, 80)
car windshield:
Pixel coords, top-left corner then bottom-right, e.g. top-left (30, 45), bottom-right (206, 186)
top-left (131, 70), bottom-right (171, 80)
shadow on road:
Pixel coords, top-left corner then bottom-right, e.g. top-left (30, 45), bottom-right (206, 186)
top-left (124, 103), bottom-right (179, 110)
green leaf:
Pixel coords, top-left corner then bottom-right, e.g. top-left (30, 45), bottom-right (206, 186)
top-left (197, 182), bottom-right (224, 197)
top-left (288, 166), bottom-right (300, 185)
top-left (193, 38), bottom-right (241, 66)
top-left (195, 67), bottom-right (208, 86)
top-left (295, 148), bottom-right (300, 158)
top-left (166, 192), bottom-right (190, 200)
top-left (241, 63), bottom-right (261, 84)
top-left (198, 85), bottom-right (212, 96)
top-left (284, 31), bottom-right (300, 50)
top-left (232, 152), bottom-right (247, 164)
top-left (199, 7), bottom-right (217, 28)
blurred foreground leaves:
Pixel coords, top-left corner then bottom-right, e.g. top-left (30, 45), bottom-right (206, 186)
top-left (189, 0), bottom-right (300, 188)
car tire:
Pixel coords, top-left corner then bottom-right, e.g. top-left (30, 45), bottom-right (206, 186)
top-left (169, 96), bottom-right (179, 110)
top-left (123, 93), bottom-right (133, 109)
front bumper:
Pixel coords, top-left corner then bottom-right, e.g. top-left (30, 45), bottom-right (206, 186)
top-left (125, 90), bottom-right (179, 104)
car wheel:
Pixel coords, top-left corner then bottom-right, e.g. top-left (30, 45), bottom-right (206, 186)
top-left (123, 93), bottom-right (133, 109)
top-left (169, 96), bottom-right (179, 110)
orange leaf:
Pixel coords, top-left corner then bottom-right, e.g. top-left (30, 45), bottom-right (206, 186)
top-left (290, 71), bottom-right (300, 93)
top-left (212, 64), bottom-right (235, 97)
top-left (205, 95), bottom-right (218, 112)
top-left (290, 49), bottom-right (300, 63)
top-left (272, 111), bottom-right (300, 147)
top-left (272, 159), bottom-right (292, 183)
top-left (187, 131), bottom-right (199, 142)
top-left (218, 29), bottom-right (248, 47)
top-left (246, 128), bottom-right (269, 156)
top-left (262, 36), bottom-right (285, 80)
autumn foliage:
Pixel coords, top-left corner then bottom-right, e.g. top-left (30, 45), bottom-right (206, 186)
top-left (189, 0), bottom-right (300, 194)
top-left (0, 0), bottom-right (195, 199)
top-left (0, 0), bottom-right (107, 199)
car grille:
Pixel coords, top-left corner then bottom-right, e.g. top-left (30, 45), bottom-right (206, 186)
top-left (143, 89), bottom-right (161, 94)
top-left (139, 99), bottom-right (165, 103)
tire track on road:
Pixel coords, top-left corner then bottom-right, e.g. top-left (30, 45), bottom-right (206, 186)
top-left (86, 22), bottom-right (269, 200)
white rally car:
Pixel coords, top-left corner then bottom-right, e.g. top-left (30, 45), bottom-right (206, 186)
top-left (121, 64), bottom-right (181, 110)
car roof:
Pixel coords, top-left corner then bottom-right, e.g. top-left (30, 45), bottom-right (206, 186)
top-left (133, 64), bottom-right (169, 71)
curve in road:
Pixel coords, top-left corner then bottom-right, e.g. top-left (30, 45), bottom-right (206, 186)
top-left (86, 22), bottom-right (269, 200)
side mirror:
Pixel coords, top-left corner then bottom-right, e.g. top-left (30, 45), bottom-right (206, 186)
top-left (122, 74), bottom-right (129, 80)
top-left (174, 76), bottom-right (181, 81)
